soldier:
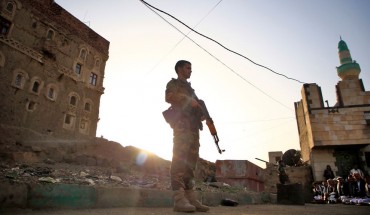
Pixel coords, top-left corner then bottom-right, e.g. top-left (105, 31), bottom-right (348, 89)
top-left (277, 160), bottom-right (290, 185)
top-left (165, 60), bottom-right (209, 212)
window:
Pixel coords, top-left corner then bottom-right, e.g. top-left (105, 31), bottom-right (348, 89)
top-left (29, 77), bottom-right (43, 94)
top-left (79, 119), bottom-right (89, 135)
top-left (6, 2), bottom-right (14, 13)
top-left (65, 114), bottom-right (72, 124)
top-left (95, 59), bottom-right (100, 67)
top-left (80, 49), bottom-right (86, 60)
top-left (84, 102), bottom-right (91, 111)
top-left (63, 114), bottom-right (75, 130)
top-left (15, 74), bottom-right (22, 87)
top-left (75, 63), bottom-right (82, 75)
top-left (48, 88), bottom-right (54, 98)
top-left (26, 101), bottom-right (37, 112)
top-left (0, 16), bottom-right (12, 36)
top-left (12, 70), bottom-right (29, 89)
top-left (31, 81), bottom-right (40, 93)
top-left (89, 73), bottom-right (97, 86)
top-left (46, 84), bottom-right (58, 101)
top-left (70, 96), bottom-right (77, 106)
top-left (46, 29), bottom-right (54, 40)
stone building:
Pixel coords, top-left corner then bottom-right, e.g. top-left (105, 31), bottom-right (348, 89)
top-left (0, 0), bottom-right (109, 144)
top-left (295, 39), bottom-right (370, 181)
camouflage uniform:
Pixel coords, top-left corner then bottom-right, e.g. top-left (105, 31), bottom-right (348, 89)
top-left (165, 78), bottom-right (202, 191)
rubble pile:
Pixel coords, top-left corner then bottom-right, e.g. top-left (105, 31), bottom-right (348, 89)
top-left (0, 137), bottom-right (237, 193)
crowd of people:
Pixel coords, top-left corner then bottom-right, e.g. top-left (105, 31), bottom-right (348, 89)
top-left (312, 165), bottom-right (370, 205)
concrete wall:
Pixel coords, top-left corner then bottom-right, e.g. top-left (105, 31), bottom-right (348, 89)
top-left (215, 160), bottom-right (265, 192)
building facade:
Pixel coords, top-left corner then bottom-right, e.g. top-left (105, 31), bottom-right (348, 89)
top-left (0, 0), bottom-right (109, 144)
top-left (295, 39), bottom-right (370, 181)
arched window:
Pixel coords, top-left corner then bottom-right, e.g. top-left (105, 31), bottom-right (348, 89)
top-left (70, 96), bottom-right (77, 106)
top-left (12, 69), bottom-right (28, 89)
top-left (79, 48), bottom-right (87, 60)
top-left (26, 101), bottom-right (37, 112)
top-left (84, 102), bottom-right (91, 111)
top-left (79, 118), bottom-right (90, 135)
top-left (6, 2), bottom-right (14, 13)
top-left (48, 88), bottom-right (55, 99)
top-left (29, 77), bottom-right (42, 94)
top-left (15, 74), bottom-right (22, 87)
top-left (68, 92), bottom-right (80, 107)
top-left (46, 29), bottom-right (54, 40)
top-left (32, 81), bottom-right (40, 93)
top-left (63, 113), bottom-right (76, 130)
top-left (45, 84), bottom-right (58, 101)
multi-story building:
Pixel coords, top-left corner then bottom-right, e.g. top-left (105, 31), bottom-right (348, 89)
top-left (0, 0), bottom-right (109, 144)
top-left (295, 39), bottom-right (370, 181)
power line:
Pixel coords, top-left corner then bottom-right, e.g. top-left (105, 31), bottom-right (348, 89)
top-left (140, 0), bottom-right (306, 84)
top-left (144, 0), bottom-right (223, 75)
top-left (140, 0), bottom-right (293, 111)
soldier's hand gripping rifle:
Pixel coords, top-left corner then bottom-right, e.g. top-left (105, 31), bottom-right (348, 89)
top-left (197, 100), bottom-right (225, 154)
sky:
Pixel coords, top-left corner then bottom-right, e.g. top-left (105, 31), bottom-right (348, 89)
top-left (55, 0), bottom-right (370, 167)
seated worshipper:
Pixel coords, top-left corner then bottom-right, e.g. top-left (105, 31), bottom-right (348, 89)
top-left (350, 164), bottom-right (364, 180)
top-left (312, 181), bottom-right (325, 203)
top-left (365, 176), bottom-right (370, 197)
top-left (336, 176), bottom-right (350, 198)
top-left (347, 174), bottom-right (356, 197)
top-left (326, 179), bottom-right (338, 203)
top-left (321, 180), bottom-right (330, 202)
top-left (323, 165), bottom-right (335, 181)
top-left (352, 172), bottom-right (366, 197)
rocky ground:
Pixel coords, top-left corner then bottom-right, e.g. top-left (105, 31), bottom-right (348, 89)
top-left (0, 137), bottom-right (241, 194)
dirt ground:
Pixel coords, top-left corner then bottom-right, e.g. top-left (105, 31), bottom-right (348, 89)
top-left (1, 204), bottom-right (369, 215)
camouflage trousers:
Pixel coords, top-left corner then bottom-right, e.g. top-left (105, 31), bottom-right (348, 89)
top-left (170, 127), bottom-right (200, 191)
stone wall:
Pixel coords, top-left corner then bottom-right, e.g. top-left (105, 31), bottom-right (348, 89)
top-left (264, 164), bottom-right (313, 202)
top-left (0, 0), bottom-right (109, 142)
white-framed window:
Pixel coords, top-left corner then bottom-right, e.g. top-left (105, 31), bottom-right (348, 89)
top-left (15, 74), bottom-right (23, 87)
top-left (45, 84), bottom-right (58, 101)
top-left (75, 63), bottom-right (82, 75)
top-left (89, 72), bottom-right (97, 86)
top-left (79, 48), bottom-right (87, 60)
top-left (48, 88), bottom-right (54, 98)
top-left (70, 95), bottom-right (77, 106)
top-left (26, 100), bottom-right (37, 112)
top-left (68, 92), bottom-right (80, 107)
top-left (63, 113), bottom-right (76, 130)
top-left (79, 118), bottom-right (90, 135)
top-left (6, 2), bottom-right (15, 13)
top-left (11, 69), bottom-right (28, 89)
top-left (31, 81), bottom-right (40, 93)
top-left (84, 102), bottom-right (91, 112)
top-left (29, 77), bottom-right (43, 95)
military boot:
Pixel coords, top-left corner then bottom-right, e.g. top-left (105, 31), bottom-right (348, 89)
top-left (173, 189), bottom-right (196, 212)
top-left (185, 189), bottom-right (210, 212)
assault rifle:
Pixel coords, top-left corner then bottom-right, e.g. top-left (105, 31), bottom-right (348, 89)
top-left (197, 100), bottom-right (225, 154)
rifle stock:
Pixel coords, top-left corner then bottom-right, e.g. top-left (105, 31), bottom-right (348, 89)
top-left (197, 100), bottom-right (225, 154)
